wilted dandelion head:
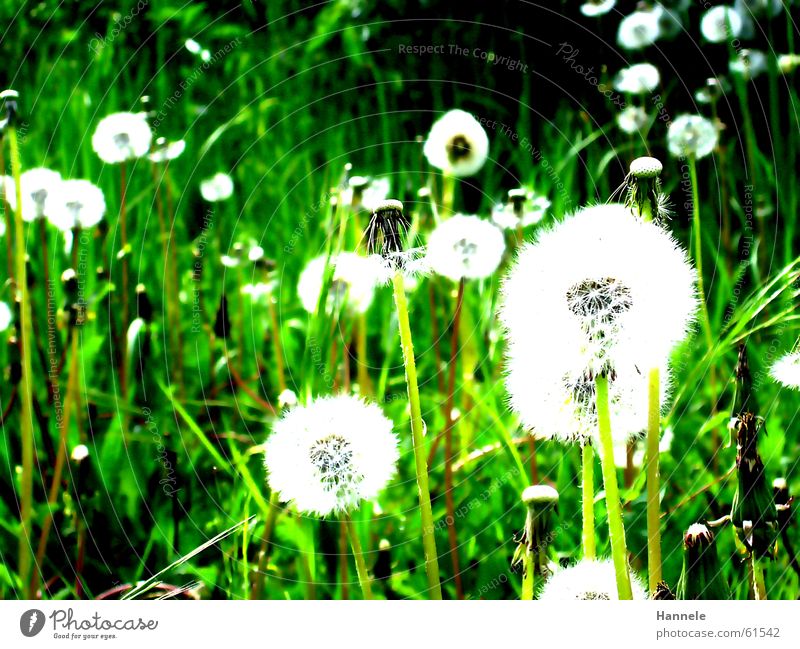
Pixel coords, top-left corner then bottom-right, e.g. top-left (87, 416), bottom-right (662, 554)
top-left (200, 172), bottom-right (234, 202)
top-left (264, 394), bottom-right (399, 516)
top-left (2, 168), bottom-right (62, 222)
top-left (613, 63), bottom-right (660, 94)
top-left (297, 252), bottom-right (378, 315)
top-left (0, 301), bottom-right (12, 331)
top-left (91, 111), bottom-right (152, 164)
top-left (667, 114), bottom-right (718, 159)
top-left (425, 214), bottom-right (505, 281)
top-left (580, 0), bottom-right (616, 17)
top-left (539, 559), bottom-right (648, 600)
top-left (700, 6), bottom-right (743, 43)
top-left (617, 11), bottom-right (661, 50)
top-left (770, 351), bottom-right (800, 390)
top-left (48, 179), bottom-right (106, 232)
top-left (500, 204), bottom-right (697, 443)
top-left (423, 109), bottom-right (489, 177)
top-left (365, 199), bottom-right (409, 260)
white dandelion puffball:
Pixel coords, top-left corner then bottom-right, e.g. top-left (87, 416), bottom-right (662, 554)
top-left (580, 0), bottom-right (616, 17)
top-left (729, 49), bottom-right (767, 80)
top-left (700, 6), bottom-right (743, 43)
top-left (423, 109), bottom-right (489, 177)
top-left (264, 394), bottom-right (399, 516)
top-left (770, 351), bottom-right (800, 390)
top-left (500, 204), bottom-right (697, 444)
top-left (613, 63), bottom-right (660, 94)
top-left (617, 11), bottom-right (661, 50)
top-left (47, 180), bottom-right (106, 232)
top-left (616, 106), bottom-right (652, 134)
top-left (3, 168), bottom-right (62, 222)
top-left (539, 559), bottom-right (648, 600)
top-left (148, 139), bottom-right (186, 163)
top-left (200, 172), bottom-right (234, 202)
top-left (91, 111), bottom-right (152, 164)
top-left (341, 176), bottom-right (391, 212)
top-left (297, 252), bottom-right (378, 314)
top-left (425, 214), bottom-right (505, 281)
top-left (0, 301), bottom-right (12, 331)
top-left (667, 114), bottom-right (718, 159)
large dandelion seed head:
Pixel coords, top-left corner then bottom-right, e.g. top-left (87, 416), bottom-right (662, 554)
top-left (91, 111), bottom-right (153, 164)
top-left (423, 109), bottom-right (489, 178)
top-left (770, 351), bottom-right (800, 390)
top-left (47, 179), bottom-right (106, 232)
top-left (539, 559), bottom-right (648, 600)
top-left (667, 114), bottom-right (718, 159)
top-left (500, 203), bottom-right (696, 443)
top-left (700, 6), bottom-right (743, 43)
top-left (264, 395), bottom-right (399, 516)
top-left (580, 0), bottom-right (616, 18)
top-left (297, 252), bottom-right (379, 315)
top-left (425, 214), bottom-right (505, 281)
top-left (2, 168), bottom-right (62, 222)
top-left (617, 11), bottom-right (661, 50)
top-left (613, 63), bottom-right (660, 94)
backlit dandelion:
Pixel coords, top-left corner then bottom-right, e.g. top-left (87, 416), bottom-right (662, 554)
top-left (580, 0), bottom-right (615, 17)
top-left (700, 6), bottom-right (743, 43)
top-left (729, 49), bottom-right (767, 80)
top-left (0, 301), bottom-right (11, 331)
top-left (616, 106), bottom-right (652, 134)
top-left (341, 175), bottom-right (391, 211)
top-left (667, 115), bottom-right (718, 159)
top-left (770, 351), bottom-right (800, 390)
top-left (613, 63), bottom-right (660, 94)
top-left (492, 190), bottom-right (551, 230)
top-left (264, 394), bottom-right (399, 516)
top-left (425, 214), bottom-right (505, 281)
top-left (47, 179), bottom-right (106, 232)
top-left (297, 252), bottom-right (378, 314)
top-left (617, 11), bottom-right (661, 50)
top-left (2, 168), bottom-right (61, 222)
top-left (423, 109), bottom-right (489, 177)
top-left (148, 138), bottom-right (186, 163)
top-left (200, 172), bottom-right (234, 202)
top-left (539, 559), bottom-right (648, 600)
top-left (91, 111), bottom-right (152, 164)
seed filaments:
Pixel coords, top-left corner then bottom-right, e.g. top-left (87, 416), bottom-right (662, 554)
top-left (566, 277), bottom-right (633, 323)
top-left (309, 433), bottom-right (362, 499)
top-left (365, 199), bottom-right (409, 259)
top-left (627, 156), bottom-right (665, 222)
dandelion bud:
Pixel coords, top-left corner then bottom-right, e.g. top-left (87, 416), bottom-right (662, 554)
top-left (627, 156), bottom-right (666, 222)
top-left (365, 199), bottom-right (409, 259)
top-left (676, 523), bottom-right (729, 600)
top-left (652, 582), bottom-right (675, 600)
top-left (732, 344), bottom-right (758, 427)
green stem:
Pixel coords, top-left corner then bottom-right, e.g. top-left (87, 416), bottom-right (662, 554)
top-left (595, 374), bottom-right (633, 600)
top-left (391, 271), bottom-right (442, 599)
top-left (752, 556), bottom-right (767, 600)
top-left (581, 442), bottom-right (596, 560)
top-left (9, 126), bottom-right (37, 597)
top-left (344, 514), bottom-right (373, 600)
top-left (250, 491), bottom-right (281, 600)
top-left (688, 157), bottom-right (713, 351)
top-left (522, 545), bottom-right (535, 600)
top-left (646, 367), bottom-right (662, 593)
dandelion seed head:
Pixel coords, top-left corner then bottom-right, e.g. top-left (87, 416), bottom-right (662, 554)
top-left (580, 0), bottom-right (616, 17)
top-left (425, 214), bottom-right (505, 281)
top-left (48, 179), bottom-right (106, 232)
top-left (148, 138), bottom-right (186, 163)
top-left (617, 11), bottom-right (661, 50)
top-left (423, 109), bottom-right (489, 177)
top-left (700, 6), bottom-right (743, 43)
top-left (613, 63), bottom-right (660, 94)
top-left (71, 444), bottom-right (90, 462)
top-left (539, 559), bottom-right (648, 600)
top-left (616, 106), bottom-right (651, 134)
top-left (729, 49), bottom-right (767, 80)
top-left (521, 484), bottom-right (559, 507)
top-left (200, 172), bottom-right (234, 202)
top-left (2, 168), bottom-right (62, 222)
top-left (92, 111), bottom-right (152, 164)
top-left (629, 156), bottom-right (663, 179)
top-left (264, 394), bottom-right (399, 516)
top-left (770, 351), bottom-right (800, 390)
top-left (667, 114), bottom-right (718, 159)
top-left (297, 252), bottom-right (378, 314)
top-left (0, 301), bottom-right (12, 331)
top-left (341, 176), bottom-right (391, 212)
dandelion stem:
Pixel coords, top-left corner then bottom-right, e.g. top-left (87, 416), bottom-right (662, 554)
top-left (355, 314), bottom-right (372, 397)
top-left (250, 491), bottom-right (281, 599)
top-left (581, 442), bottom-right (596, 560)
top-left (267, 297), bottom-right (287, 394)
top-left (521, 548), bottom-right (535, 600)
top-left (646, 366), bottom-right (662, 593)
top-left (688, 157), bottom-right (713, 351)
top-left (595, 374), bottom-right (633, 600)
top-left (391, 270), bottom-right (442, 599)
top-left (118, 160), bottom-right (129, 397)
top-left (344, 515), bottom-right (373, 600)
top-left (8, 125), bottom-right (37, 597)
top-left (751, 556), bottom-right (767, 600)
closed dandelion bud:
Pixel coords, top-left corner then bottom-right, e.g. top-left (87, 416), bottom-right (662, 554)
top-left (732, 344), bottom-right (757, 420)
top-left (773, 478), bottom-right (791, 530)
top-left (520, 485), bottom-right (559, 556)
top-left (652, 582), bottom-right (675, 600)
top-left (731, 412), bottom-right (777, 559)
top-left (676, 523), bottom-right (729, 600)
top-left (214, 294), bottom-right (229, 339)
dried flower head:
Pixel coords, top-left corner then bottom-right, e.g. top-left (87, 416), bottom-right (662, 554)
top-left (264, 394), bottom-right (399, 516)
top-left (365, 199), bottom-right (409, 259)
top-left (92, 111), bottom-right (153, 164)
top-left (539, 559), bottom-right (648, 600)
top-left (425, 214), bottom-right (505, 281)
top-left (423, 109), bottom-right (489, 177)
